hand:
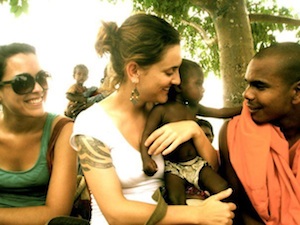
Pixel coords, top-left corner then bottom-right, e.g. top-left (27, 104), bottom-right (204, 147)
top-left (142, 158), bottom-right (158, 176)
top-left (198, 188), bottom-right (236, 225)
top-left (145, 120), bottom-right (200, 156)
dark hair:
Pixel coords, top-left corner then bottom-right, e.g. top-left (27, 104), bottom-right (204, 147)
top-left (196, 118), bottom-right (214, 136)
top-left (179, 59), bottom-right (204, 84)
top-left (0, 43), bottom-right (36, 81)
top-left (73, 64), bottom-right (89, 77)
top-left (168, 58), bottom-right (204, 101)
top-left (254, 42), bottom-right (300, 85)
top-left (95, 13), bottom-right (180, 88)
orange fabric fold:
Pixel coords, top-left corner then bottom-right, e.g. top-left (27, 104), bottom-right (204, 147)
top-left (227, 101), bottom-right (300, 225)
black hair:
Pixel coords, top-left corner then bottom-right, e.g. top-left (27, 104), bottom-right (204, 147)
top-left (196, 118), bottom-right (214, 136)
top-left (0, 43), bottom-right (36, 81)
top-left (254, 42), bottom-right (300, 85)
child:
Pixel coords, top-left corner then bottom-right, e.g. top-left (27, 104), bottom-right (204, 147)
top-left (64, 64), bottom-right (105, 119)
top-left (186, 118), bottom-right (215, 199)
top-left (178, 59), bottom-right (242, 117)
top-left (196, 118), bottom-right (214, 143)
top-left (140, 59), bottom-right (240, 205)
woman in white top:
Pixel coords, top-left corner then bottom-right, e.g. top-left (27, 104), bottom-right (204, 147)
top-left (71, 13), bottom-right (236, 225)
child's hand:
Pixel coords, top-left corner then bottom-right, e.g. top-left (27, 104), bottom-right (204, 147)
top-left (143, 158), bottom-right (158, 176)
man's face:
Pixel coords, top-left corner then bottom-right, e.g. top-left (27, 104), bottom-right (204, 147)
top-left (243, 57), bottom-right (294, 126)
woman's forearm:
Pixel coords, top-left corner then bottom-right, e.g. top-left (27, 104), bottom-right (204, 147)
top-left (101, 190), bottom-right (235, 225)
top-left (0, 205), bottom-right (69, 225)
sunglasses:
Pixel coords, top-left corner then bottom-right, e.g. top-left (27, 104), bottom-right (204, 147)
top-left (0, 70), bottom-right (51, 95)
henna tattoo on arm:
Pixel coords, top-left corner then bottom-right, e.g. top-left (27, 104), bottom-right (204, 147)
top-left (75, 135), bottom-right (113, 172)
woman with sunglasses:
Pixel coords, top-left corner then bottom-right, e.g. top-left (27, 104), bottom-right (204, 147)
top-left (0, 43), bottom-right (78, 225)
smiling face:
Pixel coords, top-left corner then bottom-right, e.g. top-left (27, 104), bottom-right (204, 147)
top-left (137, 45), bottom-right (182, 104)
top-left (0, 53), bottom-right (47, 117)
top-left (243, 56), bottom-right (295, 125)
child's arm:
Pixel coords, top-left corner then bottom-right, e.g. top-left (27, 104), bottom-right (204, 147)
top-left (196, 104), bottom-right (242, 118)
top-left (141, 105), bottom-right (165, 176)
top-left (66, 92), bottom-right (87, 103)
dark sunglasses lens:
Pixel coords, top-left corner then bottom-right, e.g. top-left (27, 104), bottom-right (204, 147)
top-left (12, 74), bottom-right (34, 95)
top-left (36, 71), bottom-right (49, 90)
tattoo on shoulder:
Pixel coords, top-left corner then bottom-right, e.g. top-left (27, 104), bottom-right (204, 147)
top-left (75, 136), bottom-right (113, 172)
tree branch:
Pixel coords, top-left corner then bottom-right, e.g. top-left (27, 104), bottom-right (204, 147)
top-left (249, 13), bottom-right (300, 26)
top-left (190, 0), bottom-right (216, 13)
top-left (182, 20), bottom-right (217, 45)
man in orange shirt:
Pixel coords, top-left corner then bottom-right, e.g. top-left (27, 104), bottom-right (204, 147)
top-left (219, 42), bottom-right (300, 225)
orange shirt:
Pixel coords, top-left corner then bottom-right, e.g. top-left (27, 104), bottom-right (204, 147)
top-left (227, 101), bottom-right (300, 225)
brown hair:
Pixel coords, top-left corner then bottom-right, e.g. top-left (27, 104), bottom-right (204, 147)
top-left (95, 13), bottom-right (180, 92)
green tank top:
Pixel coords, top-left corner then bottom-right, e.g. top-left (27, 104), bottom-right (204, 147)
top-left (0, 113), bottom-right (57, 207)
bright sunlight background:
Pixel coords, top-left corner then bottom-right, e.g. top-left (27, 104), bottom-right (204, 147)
top-left (0, 0), bottom-right (133, 114)
top-left (0, 0), bottom-right (299, 148)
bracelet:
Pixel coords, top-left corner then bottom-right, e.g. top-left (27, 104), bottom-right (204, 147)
top-left (145, 188), bottom-right (168, 225)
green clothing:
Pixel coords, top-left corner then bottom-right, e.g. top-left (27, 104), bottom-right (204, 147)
top-left (0, 113), bottom-right (57, 207)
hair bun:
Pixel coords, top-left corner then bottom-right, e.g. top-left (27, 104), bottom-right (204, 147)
top-left (95, 21), bottom-right (119, 56)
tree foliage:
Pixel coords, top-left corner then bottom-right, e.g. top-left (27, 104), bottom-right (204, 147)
top-left (0, 0), bottom-right (28, 17)
top-left (247, 1), bottom-right (300, 50)
top-left (130, 0), bottom-right (300, 105)
top-left (131, 0), bottom-right (300, 76)
top-left (3, 0), bottom-right (300, 105)
top-left (4, 0), bottom-right (299, 72)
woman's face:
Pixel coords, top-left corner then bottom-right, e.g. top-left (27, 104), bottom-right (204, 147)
top-left (0, 53), bottom-right (47, 117)
top-left (137, 45), bottom-right (182, 104)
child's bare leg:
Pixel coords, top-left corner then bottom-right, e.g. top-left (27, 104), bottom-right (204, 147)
top-left (165, 173), bottom-right (186, 205)
top-left (198, 166), bottom-right (230, 198)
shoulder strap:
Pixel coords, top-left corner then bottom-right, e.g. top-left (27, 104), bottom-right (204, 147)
top-left (47, 117), bottom-right (73, 173)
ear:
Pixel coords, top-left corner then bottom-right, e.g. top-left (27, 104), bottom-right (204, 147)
top-left (292, 81), bottom-right (300, 104)
top-left (126, 61), bottom-right (140, 83)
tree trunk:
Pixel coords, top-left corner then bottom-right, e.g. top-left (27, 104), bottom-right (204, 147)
top-left (204, 0), bottom-right (254, 107)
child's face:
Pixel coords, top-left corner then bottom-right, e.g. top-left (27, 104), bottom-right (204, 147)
top-left (74, 69), bottom-right (88, 85)
top-left (180, 68), bottom-right (204, 105)
top-left (200, 125), bottom-right (214, 143)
